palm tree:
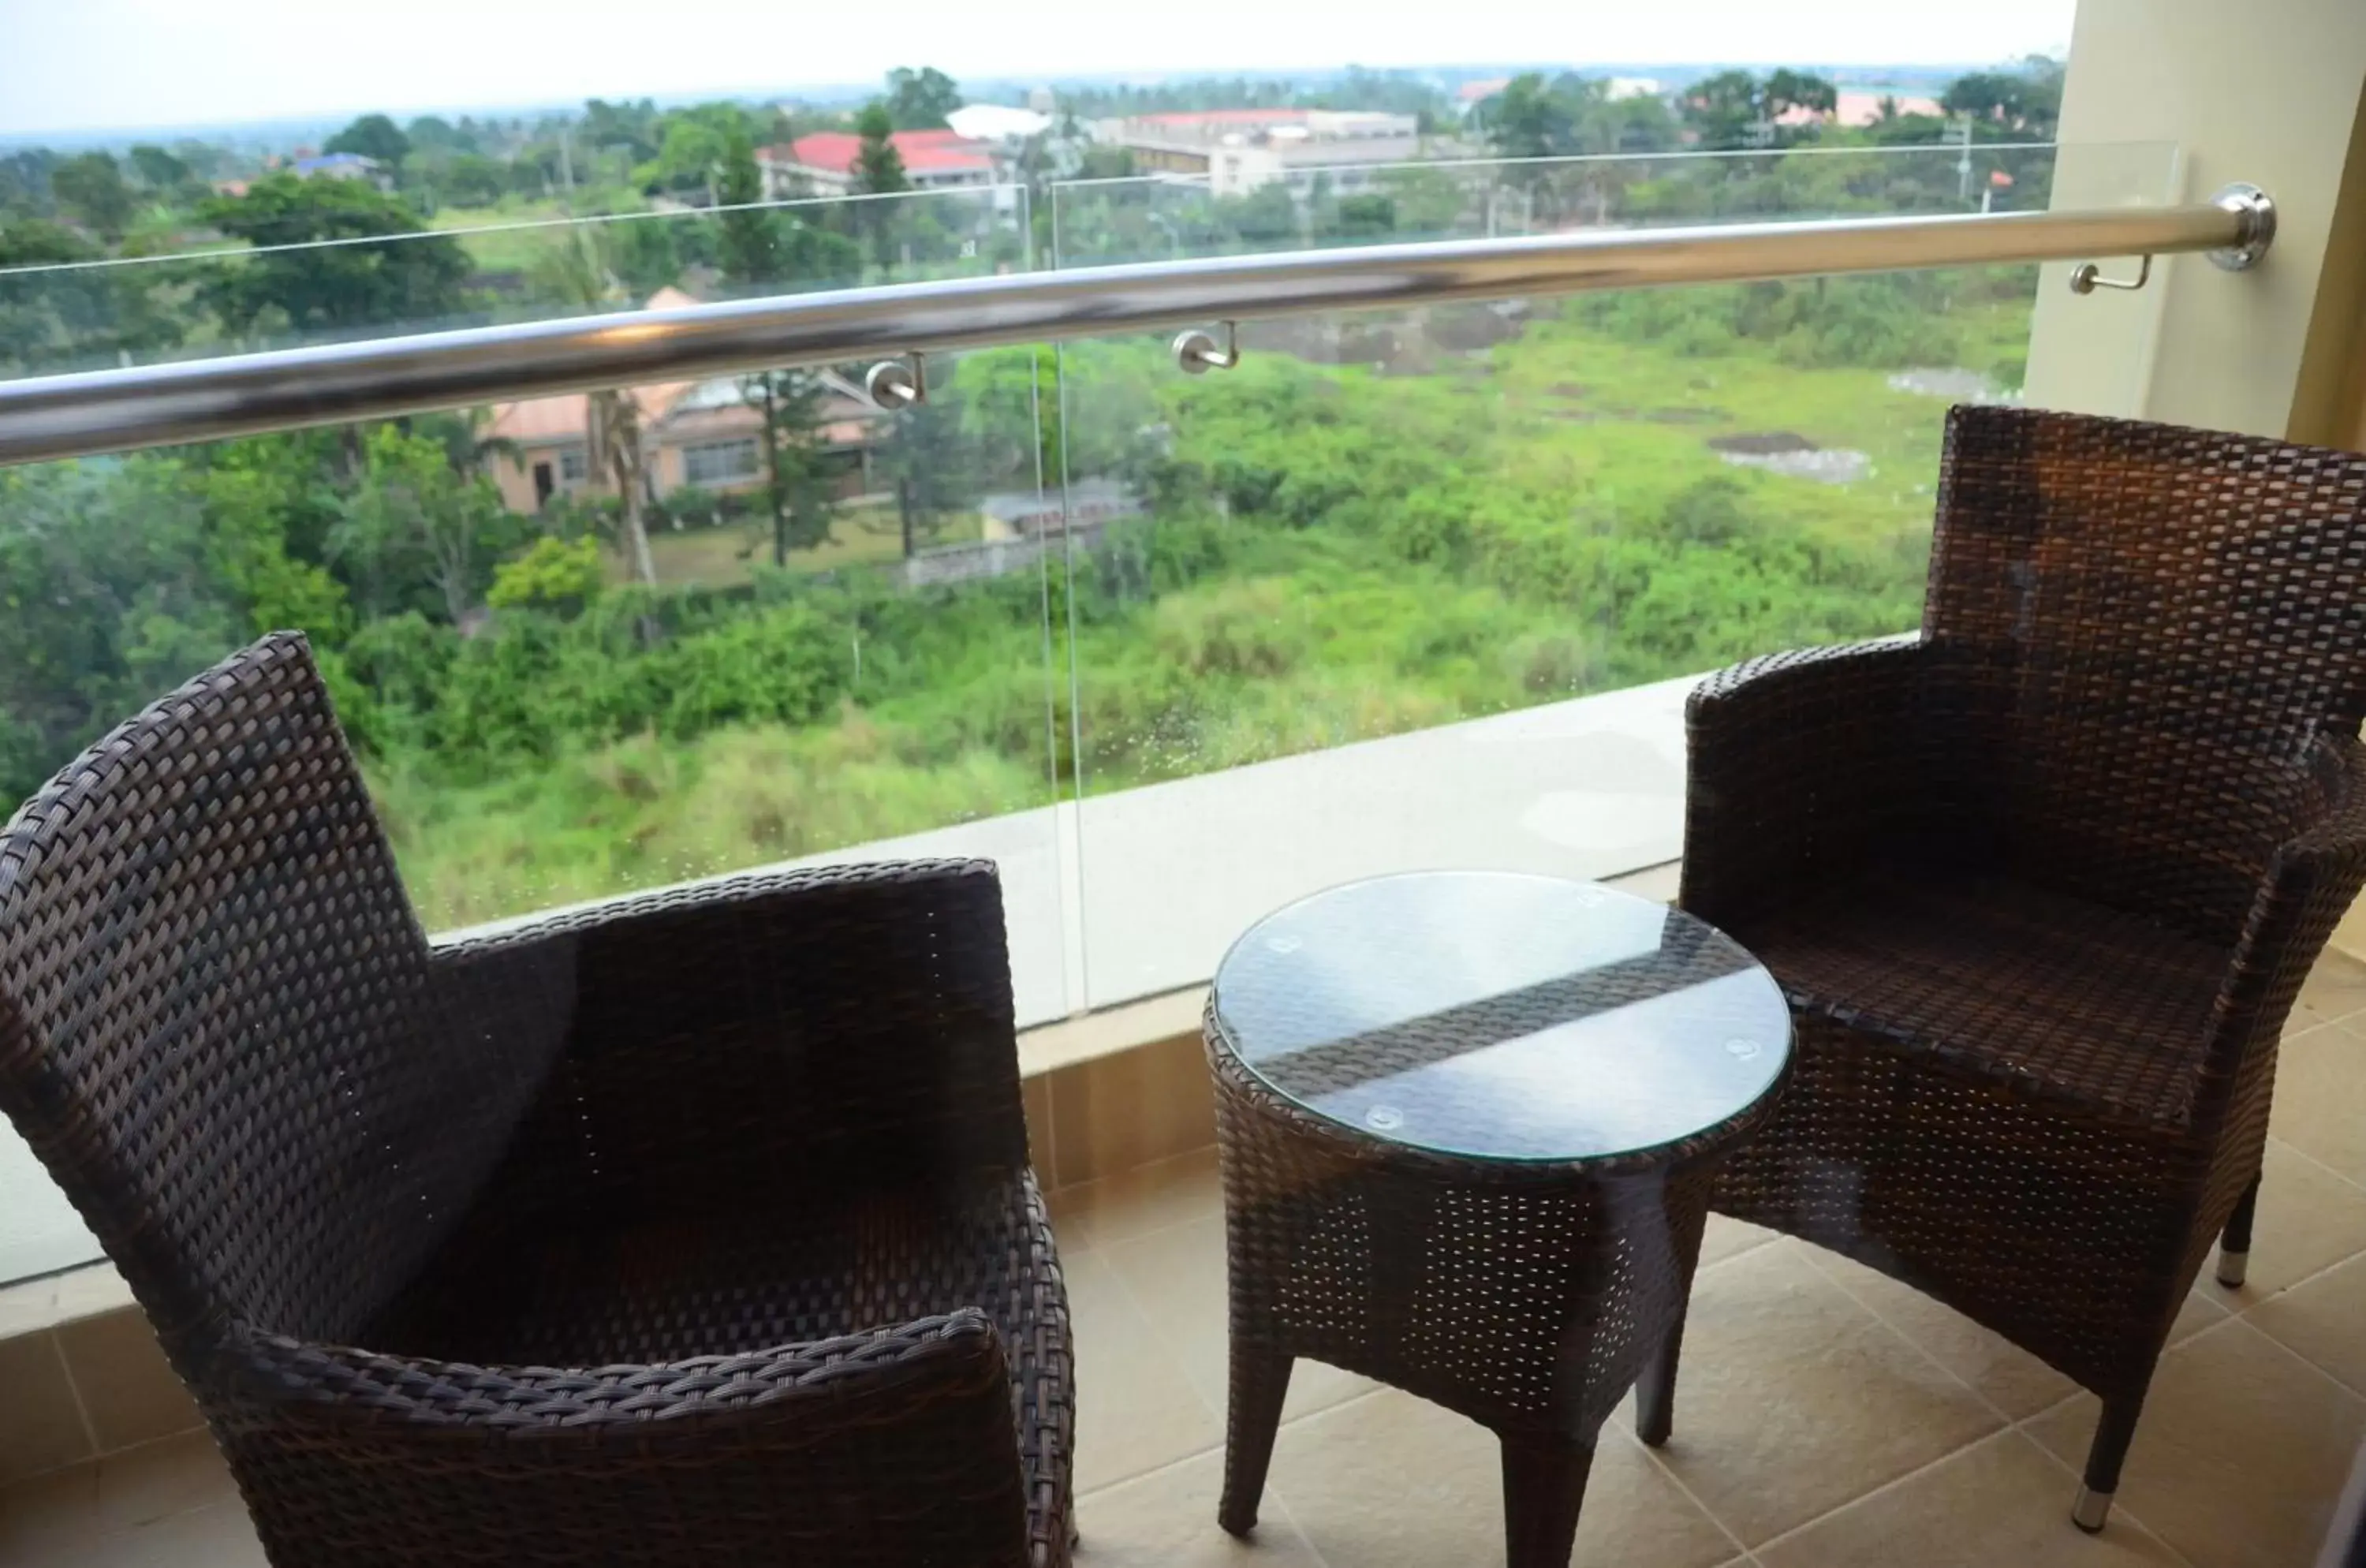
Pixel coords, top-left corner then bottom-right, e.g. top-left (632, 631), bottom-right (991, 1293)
top-left (528, 233), bottom-right (659, 587)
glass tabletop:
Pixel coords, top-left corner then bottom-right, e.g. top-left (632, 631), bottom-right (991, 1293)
top-left (1209, 872), bottom-right (1791, 1164)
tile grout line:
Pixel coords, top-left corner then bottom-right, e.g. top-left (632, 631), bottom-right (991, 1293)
top-left (2268, 1130), bottom-right (2366, 1203)
top-left (1791, 1244), bottom-right (2201, 1561)
top-left (2214, 1305), bottom-right (2366, 1409)
top-left (47, 1327), bottom-right (101, 1459)
top-left (1618, 1423), bottom-right (1756, 1563)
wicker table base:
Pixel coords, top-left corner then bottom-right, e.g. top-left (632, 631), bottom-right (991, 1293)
top-left (1201, 874), bottom-right (1790, 1568)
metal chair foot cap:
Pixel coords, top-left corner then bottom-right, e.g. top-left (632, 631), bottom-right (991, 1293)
top-left (2216, 1249), bottom-right (2248, 1288)
top-left (2072, 1488), bottom-right (2113, 1533)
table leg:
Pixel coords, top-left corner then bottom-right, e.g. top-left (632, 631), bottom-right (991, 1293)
top-left (1635, 1308), bottom-right (1687, 1447)
top-left (1218, 1346), bottom-right (1293, 1535)
top-left (1502, 1435), bottom-right (1595, 1568)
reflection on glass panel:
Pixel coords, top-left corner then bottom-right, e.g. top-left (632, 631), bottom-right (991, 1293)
top-left (1057, 142), bottom-right (2178, 1009)
top-left (1047, 142), bottom-right (2166, 268)
top-left (0, 183), bottom-right (1022, 376)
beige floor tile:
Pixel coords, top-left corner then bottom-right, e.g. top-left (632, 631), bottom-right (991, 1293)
top-left (1074, 1448), bottom-right (1322, 1566)
top-left (2248, 1252), bottom-right (2366, 1398)
top-left (0, 1461), bottom-right (101, 1563)
top-left (1628, 1241), bottom-right (2002, 1547)
top-left (2026, 1318), bottom-right (2366, 1568)
top-left (56, 1314), bottom-right (201, 1454)
top-left (1267, 1390), bottom-right (1736, 1568)
top-left (1101, 1214), bottom-right (1375, 1428)
top-left (0, 1332), bottom-right (91, 1485)
top-left (2271, 1026), bottom-right (2366, 1187)
top-left (91, 1432), bottom-right (231, 1534)
top-left (62, 1500), bottom-right (265, 1568)
top-left (2169, 1286), bottom-right (2229, 1348)
top-left (1797, 1245), bottom-right (2077, 1421)
top-left (2215, 1139), bottom-right (2366, 1301)
top-left (1056, 1147), bottom-right (1222, 1252)
top-left (1067, 1247), bottom-right (1225, 1495)
top-left (1756, 1431), bottom-right (2184, 1567)
top-left (2297, 952), bottom-right (2366, 1027)
top-left (1699, 1214), bottom-right (1779, 1270)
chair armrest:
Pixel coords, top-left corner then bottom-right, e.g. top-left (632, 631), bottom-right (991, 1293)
top-left (2200, 740), bottom-right (2366, 1123)
top-left (429, 861), bottom-right (1028, 1207)
top-left (1681, 635), bottom-right (1935, 930)
top-left (216, 1312), bottom-right (1032, 1567)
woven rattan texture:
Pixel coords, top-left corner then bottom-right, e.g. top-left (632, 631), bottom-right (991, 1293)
top-left (1679, 405), bottom-right (2366, 1499)
top-left (0, 635), bottom-right (1073, 1568)
top-left (1205, 934), bottom-right (1786, 1566)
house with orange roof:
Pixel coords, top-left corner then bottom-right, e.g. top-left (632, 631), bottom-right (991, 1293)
top-left (486, 290), bottom-right (886, 515)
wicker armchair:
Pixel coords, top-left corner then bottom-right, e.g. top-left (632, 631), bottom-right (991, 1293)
top-left (1651, 405), bottom-right (2366, 1532)
top-left (0, 633), bottom-right (1073, 1568)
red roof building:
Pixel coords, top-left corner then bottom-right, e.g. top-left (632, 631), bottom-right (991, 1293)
top-left (757, 130), bottom-right (997, 198)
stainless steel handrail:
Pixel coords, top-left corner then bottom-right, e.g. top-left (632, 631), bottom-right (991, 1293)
top-left (0, 187), bottom-right (2275, 468)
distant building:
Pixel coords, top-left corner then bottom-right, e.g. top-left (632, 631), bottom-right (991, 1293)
top-left (487, 291), bottom-right (886, 514)
top-left (1775, 90), bottom-right (1947, 129)
top-left (756, 130), bottom-right (998, 199)
top-left (1094, 109), bottom-right (1424, 194)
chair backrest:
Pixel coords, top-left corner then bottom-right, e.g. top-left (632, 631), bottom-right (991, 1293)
top-left (0, 635), bottom-right (491, 1357)
top-left (1923, 406), bottom-right (2366, 942)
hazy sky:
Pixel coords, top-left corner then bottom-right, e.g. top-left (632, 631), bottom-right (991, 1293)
top-left (0, 0), bottom-right (2078, 139)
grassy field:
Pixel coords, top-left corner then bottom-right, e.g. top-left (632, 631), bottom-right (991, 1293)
top-left (382, 284), bottom-right (2027, 931)
top-left (428, 199), bottom-right (595, 277)
top-left (612, 505), bottom-right (980, 588)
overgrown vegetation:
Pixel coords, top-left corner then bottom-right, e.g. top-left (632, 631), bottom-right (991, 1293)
top-left (0, 62), bottom-right (2056, 928)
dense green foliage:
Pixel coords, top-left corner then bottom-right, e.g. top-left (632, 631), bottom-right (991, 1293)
top-left (0, 61), bottom-right (2064, 927)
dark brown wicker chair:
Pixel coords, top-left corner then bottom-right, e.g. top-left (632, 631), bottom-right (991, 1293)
top-left (0, 633), bottom-right (1074, 1568)
top-left (1651, 405), bottom-right (2366, 1532)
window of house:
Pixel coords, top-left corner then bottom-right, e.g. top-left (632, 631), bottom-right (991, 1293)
top-left (558, 446), bottom-right (589, 483)
top-left (682, 438), bottom-right (760, 484)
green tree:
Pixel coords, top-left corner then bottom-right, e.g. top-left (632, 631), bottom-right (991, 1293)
top-left (1479, 73), bottom-right (1578, 160)
top-left (715, 130), bottom-right (842, 564)
top-left (885, 66), bottom-right (964, 130)
top-left (199, 173), bottom-right (472, 336)
top-left (852, 103), bottom-right (910, 269)
top-left (1681, 69), bottom-right (1767, 151)
top-left (0, 219), bottom-right (183, 373)
top-left (487, 536), bottom-right (605, 614)
top-left (50, 151), bottom-right (133, 238)
top-left (1764, 69), bottom-right (1838, 121)
top-left (325, 113), bottom-right (412, 168)
top-left (404, 115), bottom-right (475, 155)
top-left (330, 425), bottom-right (512, 623)
top-left (126, 144), bottom-right (190, 193)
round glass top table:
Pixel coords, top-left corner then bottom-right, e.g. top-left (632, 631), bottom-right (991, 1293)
top-left (1201, 872), bottom-right (1792, 1568)
top-left (1210, 871), bottom-right (1791, 1163)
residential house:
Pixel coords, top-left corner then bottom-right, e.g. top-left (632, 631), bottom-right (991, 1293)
top-left (487, 291), bottom-right (887, 513)
top-left (1094, 109), bottom-right (1428, 196)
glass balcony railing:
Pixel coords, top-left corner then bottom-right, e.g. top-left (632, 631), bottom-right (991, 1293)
top-left (0, 139), bottom-right (2185, 1285)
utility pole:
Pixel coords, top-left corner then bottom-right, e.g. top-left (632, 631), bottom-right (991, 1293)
top-left (1956, 117), bottom-right (1973, 205)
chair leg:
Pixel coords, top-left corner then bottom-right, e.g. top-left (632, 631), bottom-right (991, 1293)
top-left (1218, 1347), bottom-right (1292, 1536)
top-left (1502, 1437), bottom-right (1595, 1568)
top-left (2217, 1176), bottom-right (2260, 1288)
top-left (1634, 1311), bottom-right (1686, 1448)
top-left (2073, 1390), bottom-right (2148, 1533)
